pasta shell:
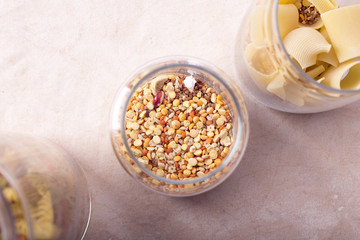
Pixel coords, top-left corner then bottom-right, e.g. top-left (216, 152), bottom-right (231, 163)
top-left (322, 6), bottom-right (360, 63)
top-left (278, 4), bottom-right (299, 38)
top-left (321, 60), bottom-right (360, 90)
top-left (317, 28), bottom-right (339, 67)
top-left (308, 0), bottom-right (336, 14)
top-left (299, 18), bottom-right (323, 29)
top-left (306, 64), bottom-right (326, 78)
top-left (250, 6), bottom-right (266, 46)
top-left (283, 27), bottom-right (331, 69)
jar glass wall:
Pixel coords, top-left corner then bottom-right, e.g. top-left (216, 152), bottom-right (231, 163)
top-left (110, 56), bottom-right (249, 197)
top-left (0, 133), bottom-right (91, 240)
top-left (235, 0), bottom-right (360, 113)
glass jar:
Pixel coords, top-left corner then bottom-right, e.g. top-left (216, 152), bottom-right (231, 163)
top-left (0, 133), bottom-right (91, 240)
top-left (110, 56), bottom-right (249, 197)
top-left (235, 0), bottom-right (360, 113)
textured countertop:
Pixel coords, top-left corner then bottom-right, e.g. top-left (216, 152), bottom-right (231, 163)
top-left (1, 1), bottom-right (360, 239)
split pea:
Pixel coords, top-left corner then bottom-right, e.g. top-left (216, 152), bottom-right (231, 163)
top-left (173, 99), bottom-right (180, 107)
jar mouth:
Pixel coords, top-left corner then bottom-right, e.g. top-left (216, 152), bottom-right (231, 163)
top-left (273, 0), bottom-right (360, 95)
top-left (112, 56), bottom-right (249, 185)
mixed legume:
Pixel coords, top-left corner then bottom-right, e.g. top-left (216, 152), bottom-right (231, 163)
top-left (125, 74), bottom-right (233, 180)
top-left (296, 0), bottom-right (321, 25)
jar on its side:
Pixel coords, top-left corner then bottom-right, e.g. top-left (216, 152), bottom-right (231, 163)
top-left (110, 56), bottom-right (249, 197)
top-left (0, 133), bottom-right (91, 240)
top-left (235, 0), bottom-right (360, 113)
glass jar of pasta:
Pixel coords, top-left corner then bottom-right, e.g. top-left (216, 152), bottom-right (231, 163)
top-left (235, 0), bottom-right (360, 113)
top-left (0, 133), bottom-right (91, 240)
top-left (110, 56), bottom-right (249, 197)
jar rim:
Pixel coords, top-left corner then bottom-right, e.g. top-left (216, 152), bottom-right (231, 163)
top-left (273, 0), bottom-right (360, 95)
top-left (111, 56), bottom-right (249, 186)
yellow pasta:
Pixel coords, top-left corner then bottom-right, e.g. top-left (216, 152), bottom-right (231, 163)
top-left (318, 49), bottom-right (339, 67)
top-left (283, 27), bottom-right (331, 69)
top-left (278, 4), bottom-right (299, 38)
top-left (321, 60), bottom-right (360, 90)
top-left (317, 28), bottom-right (339, 67)
top-left (299, 18), bottom-right (323, 29)
top-left (317, 77), bottom-right (325, 83)
top-left (250, 6), bottom-right (266, 46)
top-left (245, 44), bottom-right (279, 88)
top-left (307, 0), bottom-right (336, 14)
top-left (267, 74), bottom-right (306, 106)
top-left (32, 191), bottom-right (58, 239)
top-left (266, 75), bottom-right (287, 100)
top-left (306, 64), bottom-right (326, 78)
top-left (321, 5), bottom-right (360, 63)
top-left (279, 0), bottom-right (297, 3)
top-left (16, 219), bottom-right (28, 236)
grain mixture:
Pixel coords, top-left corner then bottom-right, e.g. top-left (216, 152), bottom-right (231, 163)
top-left (296, 0), bottom-right (321, 25)
top-left (125, 74), bottom-right (233, 180)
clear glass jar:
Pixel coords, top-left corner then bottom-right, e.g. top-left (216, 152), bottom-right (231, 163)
top-left (235, 0), bottom-right (360, 113)
top-left (0, 133), bottom-right (91, 240)
top-left (110, 56), bottom-right (249, 197)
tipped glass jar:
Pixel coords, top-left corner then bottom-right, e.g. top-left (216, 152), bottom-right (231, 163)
top-left (0, 133), bottom-right (91, 240)
top-left (110, 56), bottom-right (249, 197)
top-left (235, 0), bottom-right (360, 113)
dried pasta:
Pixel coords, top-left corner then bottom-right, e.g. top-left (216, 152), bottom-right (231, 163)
top-left (245, 44), bottom-right (279, 88)
top-left (283, 27), bottom-right (331, 69)
top-left (0, 177), bottom-right (28, 239)
top-left (321, 60), bottom-right (360, 90)
top-left (266, 75), bottom-right (287, 100)
top-left (278, 4), bottom-right (299, 38)
top-left (250, 6), bottom-right (266, 46)
top-left (321, 6), bottom-right (360, 63)
top-left (317, 28), bottom-right (339, 67)
top-left (32, 191), bottom-right (57, 239)
top-left (307, 0), bottom-right (336, 14)
top-left (306, 64), bottom-right (326, 78)
top-left (243, 0), bottom-right (360, 108)
top-left (267, 74), bottom-right (306, 106)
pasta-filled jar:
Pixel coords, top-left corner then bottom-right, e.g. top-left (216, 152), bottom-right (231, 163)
top-left (110, 56), bottom-right (249, 196)
top-left (235, 0), bottom-right (360, 113)
top-left (0, 133), bottom-right (91, 240)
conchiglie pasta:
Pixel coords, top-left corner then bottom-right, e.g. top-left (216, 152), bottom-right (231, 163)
top-left (317, 28), bottom-right (339, 67)
top-left (267, 74), bottom-right (305, 106)
top-left (266, 75), bottom-right (287, 100)
top-left (245, 44), bottom-right (279, 87)
top-left (299, 18), bottom-right (323, 30)
top-left (250, 6), bottom-right (266, 46)
top-left (283, 27), bottom-right (331, 69)
top-left (321, 60), bottom-right (360, 90)
top-left (306, 64), bottom-right (326, 78)
top-left (321, 6), bottom-right (360, 63)
top-left (278, 4), bottom-right (299, 38)
top-left (307, 0), bottom-right (337, 14)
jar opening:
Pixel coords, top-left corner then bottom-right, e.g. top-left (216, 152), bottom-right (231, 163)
top-left (117, 56), bottom-right (249, 186)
